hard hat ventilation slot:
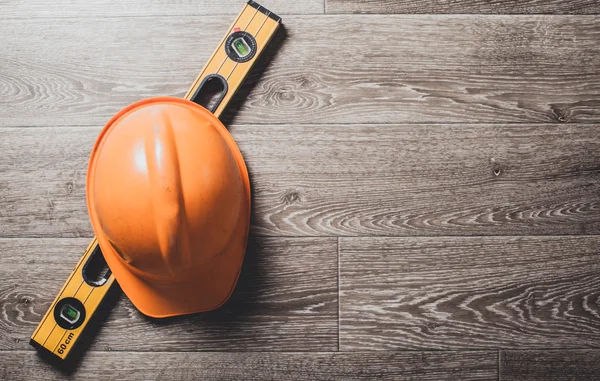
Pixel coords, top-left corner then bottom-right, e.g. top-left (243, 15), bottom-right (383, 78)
top-left (189, 74), bottom-right (228, 113)
top-left (82, 245), bottom-right (112, 287)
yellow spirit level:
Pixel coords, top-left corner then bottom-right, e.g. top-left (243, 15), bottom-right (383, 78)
top-left (30, 1), bottom-right (280, 360)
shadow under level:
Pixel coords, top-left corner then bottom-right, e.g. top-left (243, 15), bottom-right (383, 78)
top-left (219, 24), bottom-right (288, 126)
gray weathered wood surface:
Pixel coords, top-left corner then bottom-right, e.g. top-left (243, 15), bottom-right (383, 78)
top-left (1, 16), bottom-right (599, 127)
top-left (0, 0), bottom-right (324, 17)
top-left (339, 236), bottom-right (600, 350)
top-left (0, 237), bottom-right (338, 351)
top-left (1, 351), bottom-right (497, 381)
top-left (1, 124), bottom-right (599, 237)
top-left (500, 350), bottom-right (600, 381)
top-left (327, 0), bottom-right (600, 14)
top-left (1, 0), bottom-right (599, 379)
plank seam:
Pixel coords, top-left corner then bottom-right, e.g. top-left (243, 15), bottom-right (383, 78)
top-left (4, 234), bottom-right (600, 240)
top-left (337, 236), bottom-right (340, 352)
top-left (3, 122), bottom-right (600, 129)
top-left (498, 348), bottom-right (501, 381)
top-left (2, 14), bottom-right (599, 21)
top-left (320, 12), bottom-right (600, 16)
top-left (0, 13), bottom-right (321, 21)
top-left (0, 349), bottom-right (506, 353)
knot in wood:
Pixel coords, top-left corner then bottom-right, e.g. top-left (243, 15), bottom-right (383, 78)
top-left (283, 190), bottom-right (300, 204)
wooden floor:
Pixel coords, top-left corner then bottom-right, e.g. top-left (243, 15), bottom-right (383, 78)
top-left (1, 1), bottom-right (599, 380)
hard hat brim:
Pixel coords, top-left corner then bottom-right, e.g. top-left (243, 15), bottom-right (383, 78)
top-left (87, 97), bottom-right (251, 318)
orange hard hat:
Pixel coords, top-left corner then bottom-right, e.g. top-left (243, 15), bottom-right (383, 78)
top-left (86, 97), bottom-right (250, 318)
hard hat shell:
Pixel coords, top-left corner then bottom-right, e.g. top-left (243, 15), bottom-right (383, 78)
top-left (86, 97), bottom-right (250, 318)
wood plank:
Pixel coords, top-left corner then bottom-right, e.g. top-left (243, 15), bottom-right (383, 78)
top-left (500, 350), bottom-right (600, 381)
top-left (1, 15), bottom-right (599, 126)
top-left (1, 0), bottom-right (323, 18)
top-left (326, 0), bottom-right (600, 14)
top-left (0, 350), bottom-right (498, 381)
top-left (2, 124), bottom-right (599, 238)
top-left (0, 237), bottom-right (338, 351)
top-left (339, 236), bottom-right (600, 350)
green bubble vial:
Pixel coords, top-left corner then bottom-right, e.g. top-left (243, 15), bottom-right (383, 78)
top-left (60, 304), bottom-right (81, 324)
top-left (232, 37), bottom-right (251, 58)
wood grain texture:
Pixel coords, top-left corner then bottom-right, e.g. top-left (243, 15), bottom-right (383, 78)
top-left (2, 124), bottom-right (599, 238)
top-left (0, 350), bottom-right (498, 380)
top-left (339, 236), bottom-right (600, 350)
top-left (0, 237), bottom-right (338, 351)
top-left (326, 0), bottom-right (600, 14)
top-left (1, 15), bottom-right (599, 126)
top-left (500, 350), bottom-right (600, 381)
top-left (0, 0), bottom-right (323, 18)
